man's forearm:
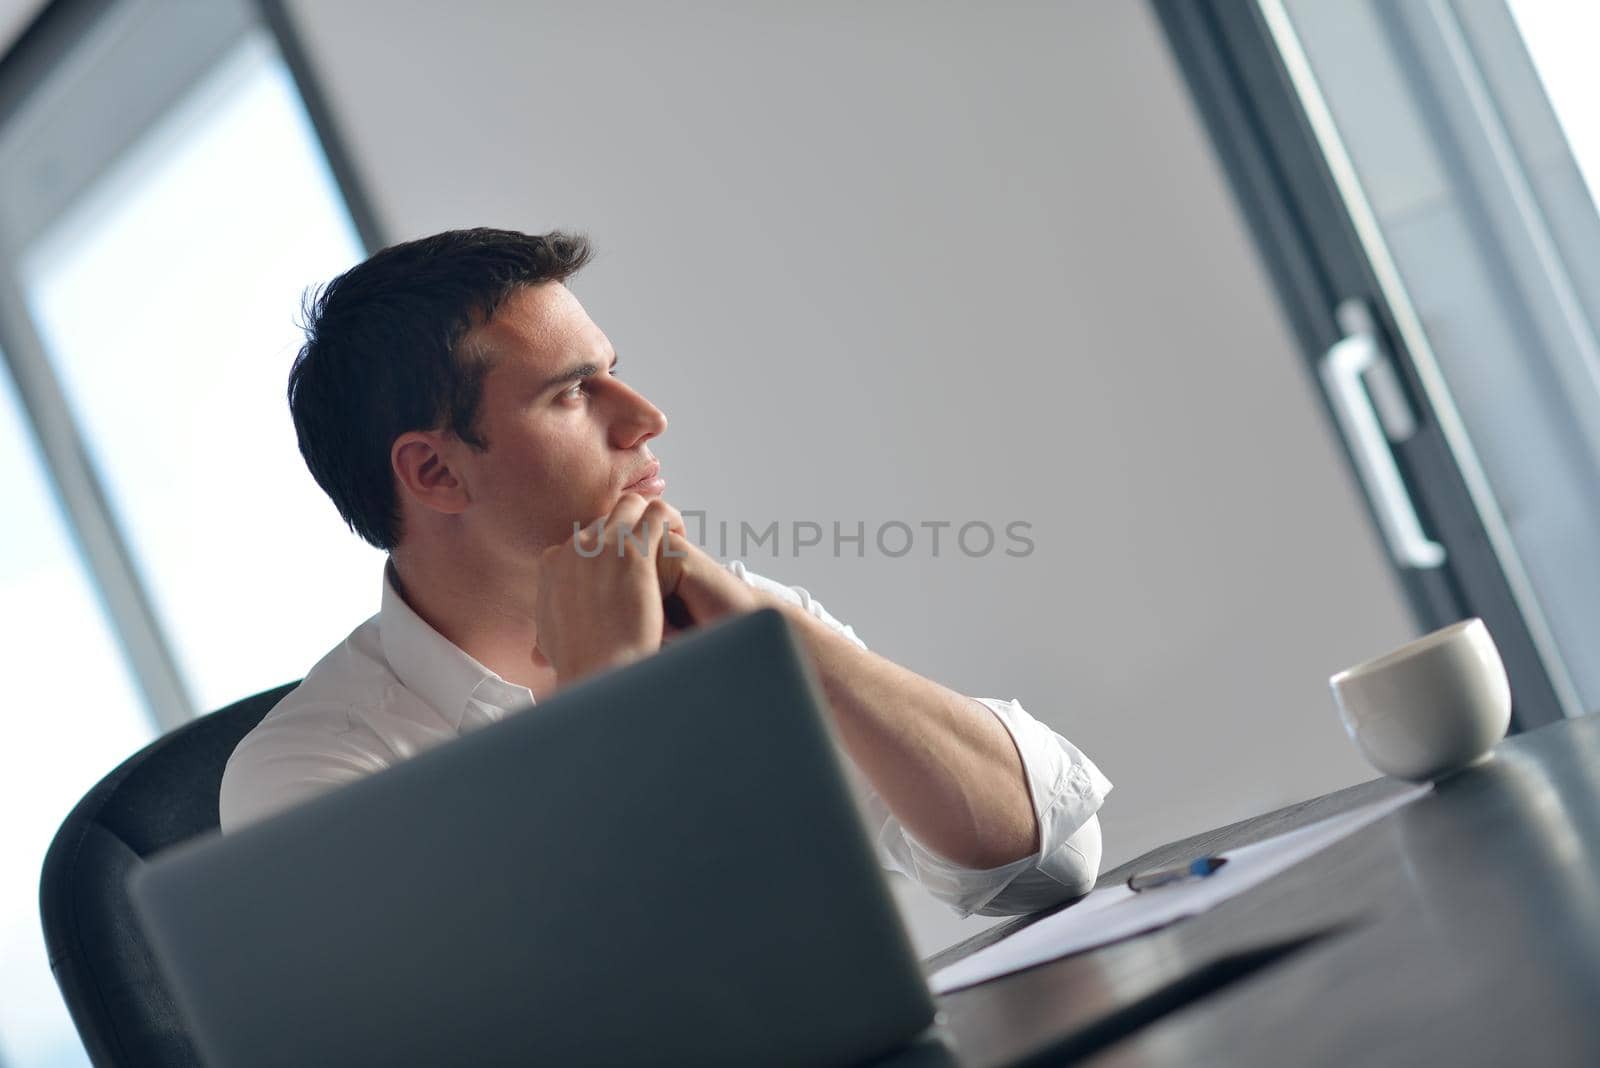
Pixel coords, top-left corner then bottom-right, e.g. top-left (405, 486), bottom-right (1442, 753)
top-left (777, 604), bottom-right (1040, 870)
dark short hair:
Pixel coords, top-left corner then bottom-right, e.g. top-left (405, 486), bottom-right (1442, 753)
top-left (287, 227), bottom-right (593, 550)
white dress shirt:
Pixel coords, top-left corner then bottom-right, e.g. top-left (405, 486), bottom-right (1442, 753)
top-left (220, 562), bottom-right (1112, 917)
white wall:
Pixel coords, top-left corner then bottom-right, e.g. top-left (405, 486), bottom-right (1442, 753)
top-left (282, 0), bottom-right (1415, 953)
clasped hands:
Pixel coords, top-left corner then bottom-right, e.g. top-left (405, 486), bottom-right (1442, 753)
top-left (530, 493), bottom-right (770, 685)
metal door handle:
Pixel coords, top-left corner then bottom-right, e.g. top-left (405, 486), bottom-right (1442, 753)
top-left (1319, 327), bottom-right (1447, 570)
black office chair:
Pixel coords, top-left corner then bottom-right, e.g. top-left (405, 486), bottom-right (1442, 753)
top-left (39, 682), bottom-right (299, 1068)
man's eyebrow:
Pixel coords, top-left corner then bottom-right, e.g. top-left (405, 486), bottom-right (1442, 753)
top-left (536, 351), bottom-right (619, 393)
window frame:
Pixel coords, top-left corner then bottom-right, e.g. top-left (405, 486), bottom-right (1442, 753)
top-left (1152, 0), bottom-right (1578, 729)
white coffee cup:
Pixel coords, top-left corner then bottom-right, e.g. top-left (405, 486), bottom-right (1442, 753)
top-left (1328, 618), bottom-right (1511, 782)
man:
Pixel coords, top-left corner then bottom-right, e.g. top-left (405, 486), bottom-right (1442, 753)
top-left (221, 228), bottom-right (1110, 918)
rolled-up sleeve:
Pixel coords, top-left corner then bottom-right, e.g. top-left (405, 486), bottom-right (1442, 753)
top-left (728, 562), bottom-right (1113, 917)
top-left (864, 697), bottom-right (1111, 917)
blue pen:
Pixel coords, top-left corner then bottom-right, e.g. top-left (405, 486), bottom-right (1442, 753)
top-left (1126, 855), bottom-right (1228, 892)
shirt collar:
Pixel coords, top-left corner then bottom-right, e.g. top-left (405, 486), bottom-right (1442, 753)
top-left (378, 562), bottom-right (535, 728)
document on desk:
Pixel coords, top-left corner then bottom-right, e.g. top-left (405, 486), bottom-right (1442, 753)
top-left (928, 784), bottom-right (1429, 994)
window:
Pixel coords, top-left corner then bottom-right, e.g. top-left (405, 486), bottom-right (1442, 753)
top-left (1509, 0), bottom-right (1600, 208)
top-left (1157, 0), bottom-right (1600, 726)
top-left (17, 30), bottom-right (380, 710)
top-left (0, 0), bottom-right (381, 1061)
top-left (0, 365), bottom-right (150, 1068)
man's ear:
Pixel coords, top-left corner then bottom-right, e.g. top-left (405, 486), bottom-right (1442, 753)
top-left (392, 431), bottom-right (471, 516)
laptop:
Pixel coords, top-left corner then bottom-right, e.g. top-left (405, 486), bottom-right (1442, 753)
top-left (131, 608), bottom-right (937, 1066)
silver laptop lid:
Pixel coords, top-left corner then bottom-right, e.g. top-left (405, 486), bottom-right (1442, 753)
top-left (132, 608), bottom-right (935, 1066)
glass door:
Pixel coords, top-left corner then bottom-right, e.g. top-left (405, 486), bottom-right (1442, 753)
top-left (1156, 0), bottom-right (1600, 728)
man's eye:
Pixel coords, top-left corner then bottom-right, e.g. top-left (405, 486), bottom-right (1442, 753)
top-left (562, 381), bottom-right (586, 400)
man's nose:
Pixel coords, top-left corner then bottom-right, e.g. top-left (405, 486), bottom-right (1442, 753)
top-left (609, 380), bottom-right (668, 448)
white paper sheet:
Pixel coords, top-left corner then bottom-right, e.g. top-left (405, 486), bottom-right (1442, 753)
top-left (928, 784), bottom-right (1429, 994)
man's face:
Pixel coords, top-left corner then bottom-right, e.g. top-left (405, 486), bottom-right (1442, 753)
top-left (453, 281), bottom-right (668, 557)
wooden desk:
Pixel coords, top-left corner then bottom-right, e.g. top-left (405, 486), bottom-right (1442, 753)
top-left (896, 715), bottom-right (1600, 1067)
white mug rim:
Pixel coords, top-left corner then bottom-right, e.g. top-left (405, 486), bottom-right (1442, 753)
top-left (1330, 618), bottom-right (1483, 687)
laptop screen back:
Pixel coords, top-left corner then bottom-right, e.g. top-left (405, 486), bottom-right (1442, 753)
top-left (132, 609), bottom-right (935, 1066)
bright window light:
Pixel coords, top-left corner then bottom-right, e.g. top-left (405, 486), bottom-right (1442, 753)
top-left (0, 363), bottom-right (152, 1066)
top-left (22, 32), bottom-right (382, 713)
top-left (4, 29), bottom-right (380, 1067)
top-left (1508, 0), bottom-right (1600, 210)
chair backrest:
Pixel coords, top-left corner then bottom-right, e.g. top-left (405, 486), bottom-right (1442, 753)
top-left (39, 682), bottom-right (298, 1067)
